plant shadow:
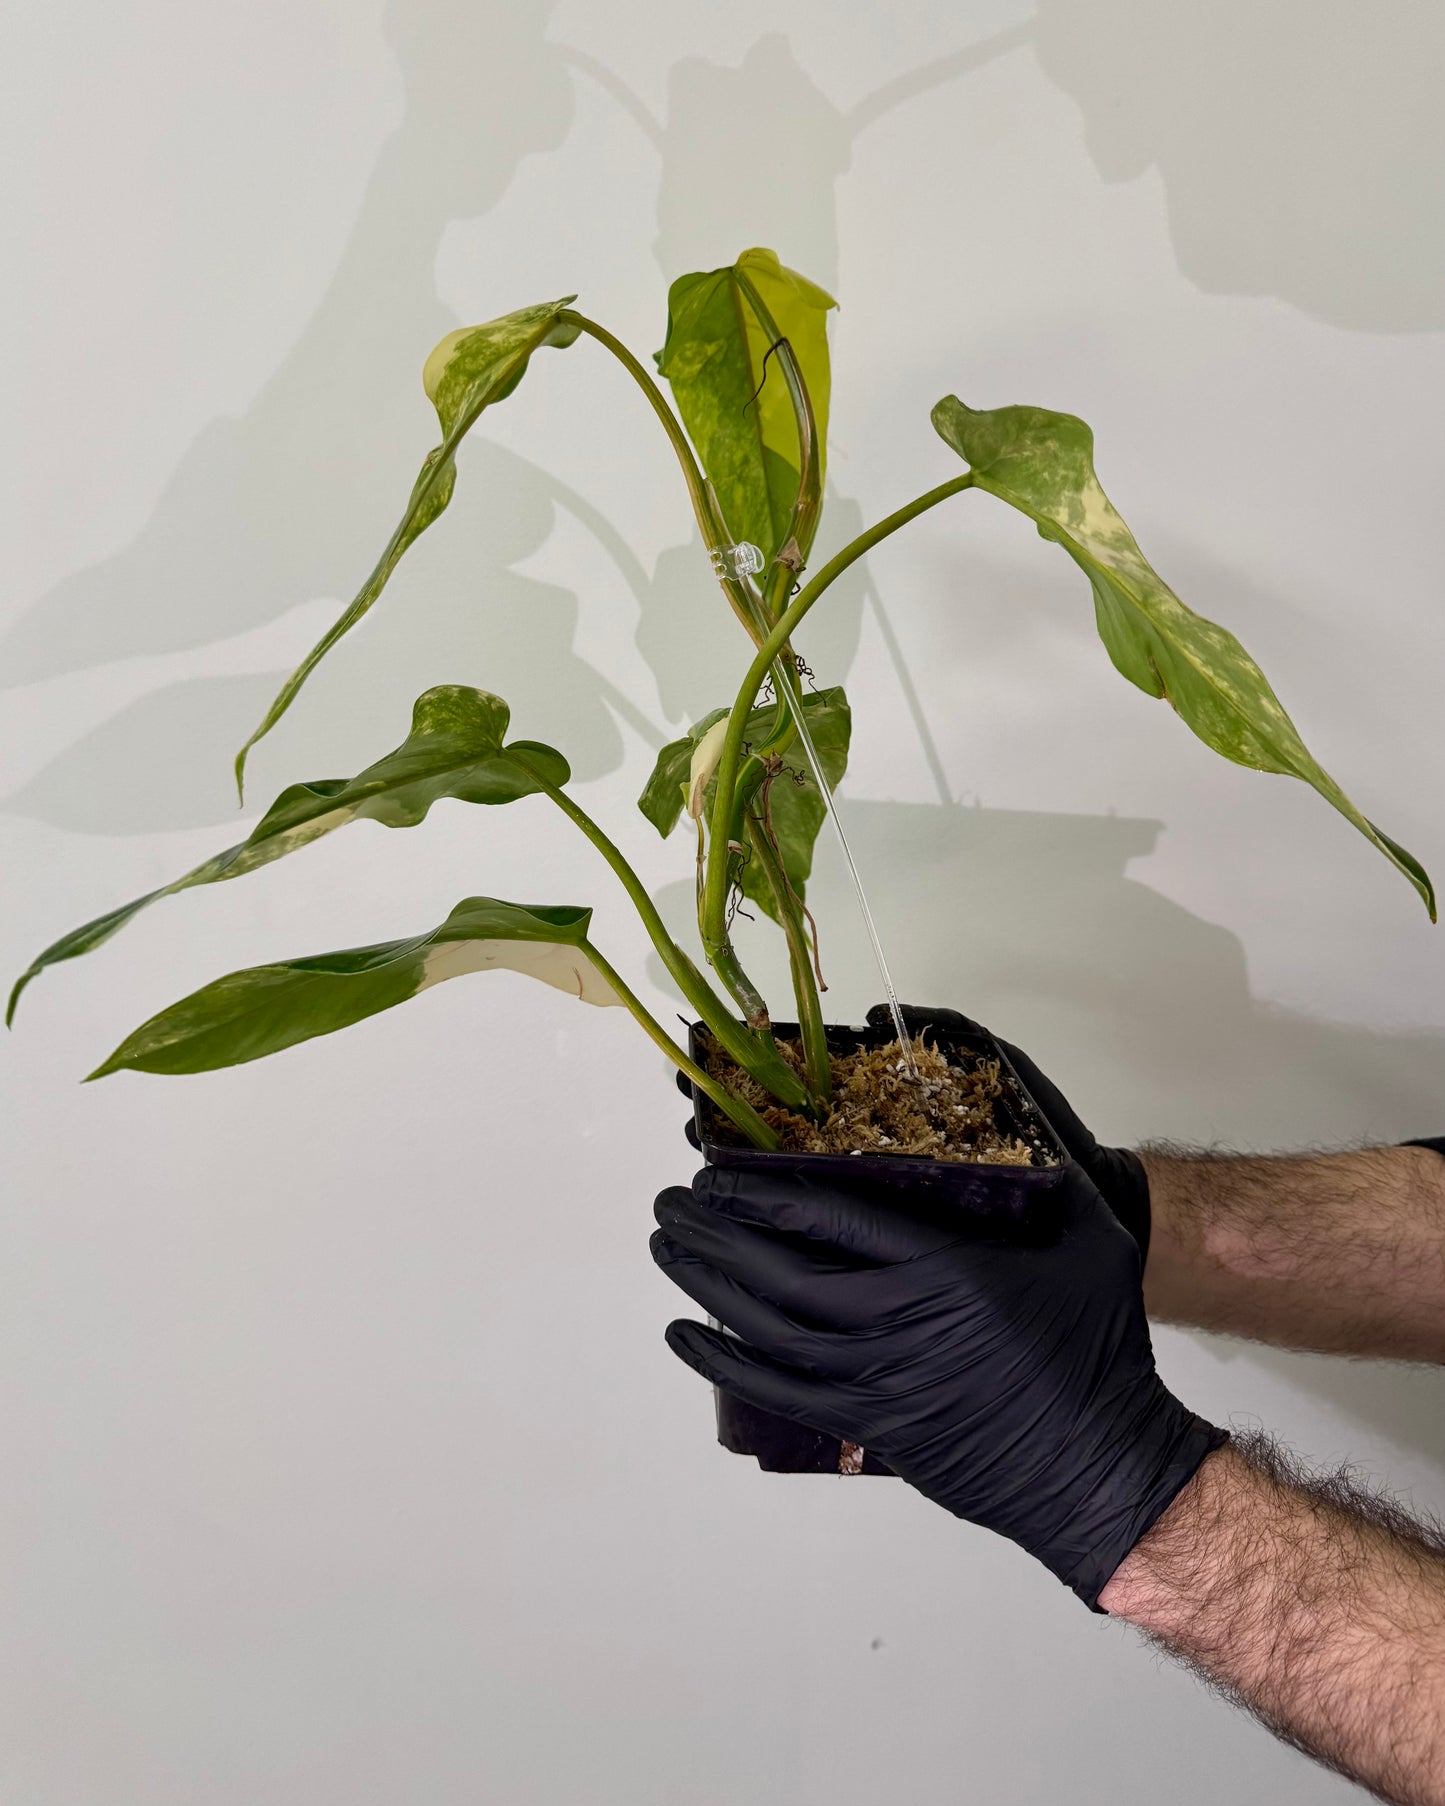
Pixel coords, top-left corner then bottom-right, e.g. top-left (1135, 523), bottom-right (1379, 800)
top-left (1032, 0), bottom-right (1444, 331)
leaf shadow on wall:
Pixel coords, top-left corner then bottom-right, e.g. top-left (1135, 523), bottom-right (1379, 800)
top-left (3, 438), bottom-right (650, 832)
top-left (1, 17), bottom-right (1028, 829)
top-left (0, 0), bottom-right (621, 829)
top-left (1032, 0), bottom-right (1444, 331)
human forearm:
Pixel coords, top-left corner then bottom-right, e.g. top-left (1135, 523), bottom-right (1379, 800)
top-left (1140, 1145), bottom-right (1445, 1362)
top-left (1101, 1437), bottom-right (1445, 1805)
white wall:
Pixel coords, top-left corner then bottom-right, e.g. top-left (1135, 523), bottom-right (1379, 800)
top-left (4, 3), bottom-right (1442, 1800)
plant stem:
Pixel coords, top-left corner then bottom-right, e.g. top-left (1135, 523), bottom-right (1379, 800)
top-left (561, 310), bottom-right (808, 1094)
top-left (706, 935), bottom-right (773, 1032)
top-left (693, 767), bottom-right (790, 1061)
top-left (579, 940), bottom-right (779, 1151)
top-left (744, 803), bottom-right (832, 1104)
top-left (510, 754), bottom-right (812, 1113)
top-left (702, 473), bottom-right (976, 953)
top-left (563, 311), bottom-right (771, 643)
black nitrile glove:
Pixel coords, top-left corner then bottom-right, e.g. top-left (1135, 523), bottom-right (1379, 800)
top-left (888, 1006), bottom-right (1153, 1264)
top-left (652, 1163), bottom-right (1225, 1610)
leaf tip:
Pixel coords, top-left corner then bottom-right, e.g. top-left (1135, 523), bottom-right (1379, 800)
top-left (84, 1037), bottom-right (133, 1080)
top-left (4, 956), bottom-right (38, 1026)
top-left (1412, 857), bottom-right (1438, 923)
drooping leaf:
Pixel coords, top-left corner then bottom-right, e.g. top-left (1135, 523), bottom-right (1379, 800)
top-left (9, 686), bottom-right (567, 1022)
top-left (658, 247), bottom-right (836, 562)
top-left (636, 689), bottom-right (850, 923)
top-left (88, 898), bottom-right (622, 1079)
top-left (932, 396), bottom-right (1435, 920)
top-left (234, 298), bottom-right (581, 794)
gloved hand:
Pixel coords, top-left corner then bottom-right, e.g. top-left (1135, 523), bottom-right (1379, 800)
top-left (652, 1162), bottom-right (1225, 1610)
top-left (888, 1006), bottom-right (1153, 1263)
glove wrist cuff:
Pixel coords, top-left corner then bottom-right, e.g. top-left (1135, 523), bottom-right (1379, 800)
top-left (1060, 1399), bottom-right (1228, 1612)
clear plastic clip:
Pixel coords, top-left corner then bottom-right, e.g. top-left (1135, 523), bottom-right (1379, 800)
top-left (710, 541), bottom-right (765, 579)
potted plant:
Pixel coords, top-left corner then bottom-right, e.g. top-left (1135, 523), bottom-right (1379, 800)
top-left (11, 248), bottom-right (1433, 1470)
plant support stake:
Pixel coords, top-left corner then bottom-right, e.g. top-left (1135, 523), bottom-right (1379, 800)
top-left (768, 647), bottom-right (921, 1081)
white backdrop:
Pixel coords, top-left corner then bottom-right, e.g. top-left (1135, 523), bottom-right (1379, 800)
top-left (3, 3), bottom-right (1442, 1801)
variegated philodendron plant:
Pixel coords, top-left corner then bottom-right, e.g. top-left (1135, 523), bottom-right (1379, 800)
top-left (11, 249), bottom-right (1435, 1148)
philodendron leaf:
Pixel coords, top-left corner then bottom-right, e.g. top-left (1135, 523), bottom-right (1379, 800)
top-left (686, 717), bottom-right (733, 822)
top-left (88, 898), bottom-right (621, 1079)
top-left (932, 396), bottom-right (1436, 920)
top-left (636, 706), bottom-right (729, 836)
top-left (737, 687), bottom-right (850, 923)
top-left (658, 247), bottom-right (836, 562)
top-left (637, 688), bottom-right (851, 923)
top-left (9, 686), bottom-right (567, 1023)
top-left (234, 297), bottom-right (581, 794)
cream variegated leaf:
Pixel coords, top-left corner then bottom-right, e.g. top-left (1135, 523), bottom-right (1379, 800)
top-left (932, 395), bottom-right (1435, 920)
top-left (234, 298), bottom-right (581, 793)
top-left (686, 717), bottom-right (731, 822)
top-left (89, 899), bottom-right (621, 1079)
top-left (10, 687), bottom-right (568, 1021)
top-left (636, 708), bottom-right (729, 837)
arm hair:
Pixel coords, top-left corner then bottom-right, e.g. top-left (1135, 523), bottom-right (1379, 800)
top-left (1102, 1434), bottom-right (1445, 1804)
top-left (1140, 1145), bottom-right (1445, 1363)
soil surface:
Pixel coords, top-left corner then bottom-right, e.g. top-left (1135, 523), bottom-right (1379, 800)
top-left (700, 1031), bottom-right (1052, 1164)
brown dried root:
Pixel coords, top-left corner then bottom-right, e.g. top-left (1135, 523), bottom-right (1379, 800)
top-left (699, 1031), bottom-right (1048, 1165)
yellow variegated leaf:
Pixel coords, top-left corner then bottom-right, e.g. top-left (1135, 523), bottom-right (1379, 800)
top-left (234, 299), bottom-right (580, 794)
top-left (933, 395), bottom-right (1434, 919)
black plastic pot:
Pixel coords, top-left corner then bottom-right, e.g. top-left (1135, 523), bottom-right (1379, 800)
top-left (686, 1002), bottom-right (1069, 1476)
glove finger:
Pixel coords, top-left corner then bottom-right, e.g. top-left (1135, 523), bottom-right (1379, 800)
top-left (664, 1320), bottom-right (853, 1435)
top-left (684, 1119), bottom-right (701, 1151)
top-left (656, 1190), bottom-right (882, 1329)
top-left (651, 1231), bottom-right (842, 1377)
top-left (889, 1003), bottom-right (984, 1040)
top-left (693, 1166), bottom-right (959, 1263)
top-left (676, 1068), bottom-right (695, 1099)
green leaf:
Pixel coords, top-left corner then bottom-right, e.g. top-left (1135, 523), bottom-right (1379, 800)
top-left (657, 247), bottom-right (835, 562)
top-left (234, 297), bottom-right (581, 795)
top-left (932, 396), bottom-right (1436, 921)
top-left (9, 686), bottom-right (568, 1023)
top-left (636, 689), bottom-right (850, 923)
top-left (88, 898), bottom-right (621, 1079)
top-left (737, 687), bottom-right (850, 923)
top-left (636, 707), bottom-right (729, 837)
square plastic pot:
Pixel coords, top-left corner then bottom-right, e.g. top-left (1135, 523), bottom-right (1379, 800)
top-left (685, 1002), bottom-right (1069, 1476)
